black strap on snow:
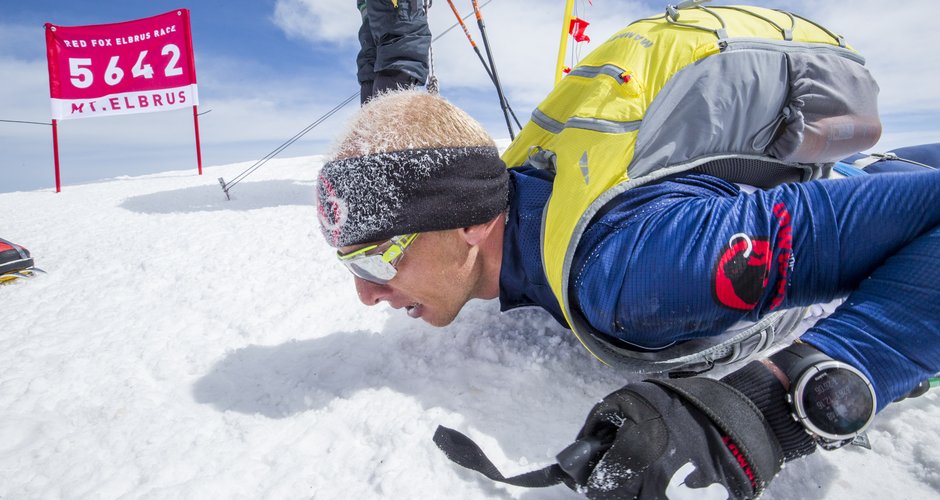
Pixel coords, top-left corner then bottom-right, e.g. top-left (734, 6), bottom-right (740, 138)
top-left (433, 426), bottom-right (570, 488)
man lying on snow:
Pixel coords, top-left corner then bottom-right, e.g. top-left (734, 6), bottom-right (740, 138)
top-left (315, 6), bottom-right (940, 498)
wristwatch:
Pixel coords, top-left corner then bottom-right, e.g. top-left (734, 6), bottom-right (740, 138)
top-left (767, 342), bottom-right (877, 448)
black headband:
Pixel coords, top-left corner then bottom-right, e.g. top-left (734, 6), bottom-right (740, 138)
top-left (316, 146), bottom-right (510, 247)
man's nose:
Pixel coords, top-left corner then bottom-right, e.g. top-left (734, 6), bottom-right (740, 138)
top-left (354, 277), bottom-right (392, 306)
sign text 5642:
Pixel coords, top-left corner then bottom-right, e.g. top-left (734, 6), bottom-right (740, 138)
top-left (68, 44), bottom-right (184, 89)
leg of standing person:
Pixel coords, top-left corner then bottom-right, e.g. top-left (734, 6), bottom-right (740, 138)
top-left (356, 0), bottom-right (378, 104)
top-left (366, 0), bottom-right (431, 95)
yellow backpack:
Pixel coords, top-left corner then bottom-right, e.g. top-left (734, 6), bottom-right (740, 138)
top-left (501, 3), bottom-right (881, 373)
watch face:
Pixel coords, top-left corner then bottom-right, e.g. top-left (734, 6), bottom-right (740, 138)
top-left (798, 365), bottom-right (875, 439)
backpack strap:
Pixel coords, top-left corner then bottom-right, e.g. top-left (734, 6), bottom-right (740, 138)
top-left (854, 152), bottom-right (937, 171)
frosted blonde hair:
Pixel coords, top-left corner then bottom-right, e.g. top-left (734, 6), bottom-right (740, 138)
top-left (331, 89), bottom-right (495, 160)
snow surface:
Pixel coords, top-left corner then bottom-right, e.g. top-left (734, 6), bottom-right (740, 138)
top-left (1, 157), bottom-right (939, 499)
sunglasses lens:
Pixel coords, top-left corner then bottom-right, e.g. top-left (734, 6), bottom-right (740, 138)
top-left (344, 255), bottom-right (396, 284)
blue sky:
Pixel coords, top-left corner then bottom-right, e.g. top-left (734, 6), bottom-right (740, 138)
top-left (1, 0), bottom-right (938, 193)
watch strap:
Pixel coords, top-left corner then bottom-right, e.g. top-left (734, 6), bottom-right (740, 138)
top-left (722, 361), bottom-right (817, 461)
top-left (767, 341), bottom-right (830, 384)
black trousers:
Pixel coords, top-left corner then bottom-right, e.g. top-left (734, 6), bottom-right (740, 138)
top-left (356, 0), bottom-right (431, 102)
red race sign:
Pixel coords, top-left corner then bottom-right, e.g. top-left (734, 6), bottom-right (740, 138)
top-left (44, 9), bottom-right (198, 120)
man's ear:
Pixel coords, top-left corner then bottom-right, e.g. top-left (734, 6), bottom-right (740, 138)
top-left (458, 213), bottom-right (504, 246)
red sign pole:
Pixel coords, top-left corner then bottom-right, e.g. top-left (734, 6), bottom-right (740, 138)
top-left (182, 10), bottom-right (202, 176)
top-left (192, 105), bottom-right (203, 175)
top-left (51, 119), bottom-right (62, 193)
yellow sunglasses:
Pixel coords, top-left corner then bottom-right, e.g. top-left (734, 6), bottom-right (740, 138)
top-left (336, 233), bottom-right (419, 284)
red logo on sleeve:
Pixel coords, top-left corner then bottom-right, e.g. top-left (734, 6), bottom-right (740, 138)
top-left (714, 233), bottom-right (771, 311)
top-left (713, 203), bottom-right (794, 311)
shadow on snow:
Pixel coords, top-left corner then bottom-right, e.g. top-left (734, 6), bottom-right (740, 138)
top-left (191, 300), bottom-right (840, 498)
top-left (120, 179), bottom-right (314, 214)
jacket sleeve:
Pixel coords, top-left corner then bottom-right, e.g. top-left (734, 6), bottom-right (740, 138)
top-left (571, 169), bottom-right (940, 406)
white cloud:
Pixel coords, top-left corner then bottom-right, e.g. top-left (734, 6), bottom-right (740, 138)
top-left (425, 0), bottom-right (563, 103)
top-left (4, 1), bottom-right (938, 192)
top-left (0, 57), bottom-right (54, 127)
top-left (791, 0), bottom-right (940, 119)
top-left (271, 0), bottom-right (362, 46)
top-left (423, 0), bottom-right (939, 145)
top-left (267, 0), bottom-right (654, 118)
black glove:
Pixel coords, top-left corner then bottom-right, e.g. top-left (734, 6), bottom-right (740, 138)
top-left (566, 361), bottom-right (822, 499)
top-left (567, 378), bottom-right (774, 499)
top-left (434, 362), bottom-right (817, 499)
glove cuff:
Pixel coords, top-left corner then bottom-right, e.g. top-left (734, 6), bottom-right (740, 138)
top-left (649, 377), bottom-right (783, 496)
top-left (722, 361), bottom-right (817, 461)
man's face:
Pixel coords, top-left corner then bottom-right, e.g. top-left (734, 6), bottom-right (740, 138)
top-left (341, 229), bottom-right (481, 327)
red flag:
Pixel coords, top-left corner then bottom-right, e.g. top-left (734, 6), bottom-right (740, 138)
top-left (45, 9), bottom-right (198, 120)
top-left (569, 17), bottom-right (591, 43)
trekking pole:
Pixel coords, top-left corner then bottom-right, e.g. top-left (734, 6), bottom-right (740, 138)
top-left (446, 0), bottom-right (523, 131)
top-left (471, 0), bottom-right (517, 140)
top-left (555, 0), bottom-right (575, 84)
top-left (218, 92), bottom-right (358, 199)
top-left (895, 375), bottom-right (940, 402)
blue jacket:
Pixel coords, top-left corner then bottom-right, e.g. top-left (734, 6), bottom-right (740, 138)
top-left (500, 144), bottom-right (940, 410)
